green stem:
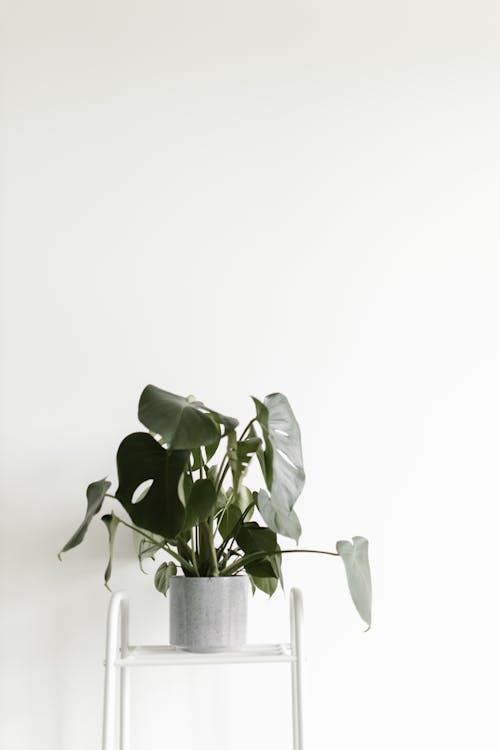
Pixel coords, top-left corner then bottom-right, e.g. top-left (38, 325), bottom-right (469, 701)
top-left (190, 530), bottom-right (199, 575)
top-left (220, 548), bottom-right (339, 577)
top-left (104, 506), bottom-right (196, 574)
top-left (217, 501), bottom-right (255, 561)
top-left (207, 517), bottom-right (219, 576)
top-left (215, 458), bottom-right (229, 495)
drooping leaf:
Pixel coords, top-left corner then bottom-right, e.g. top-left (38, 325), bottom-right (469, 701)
top-left (336, 536), bottom-right (372, 629)
top-left (115, 432), bottom-right (188, 538)
top-left (138, 385), bottom-right (238, 450)
top-left (154, 561), bottom-right (177, 596)
top-left (257, 489), bottom-right (302, 543)
top-left (252, 393), bottom-right (305, 540)
top-left (249, 574), bottom-right (280, 596)
top-left (59, 478), bottom-right (111, 558)
top-left (102, 513), bottom-right (120, 589)
top-left (184, 478), bottom-right (217, 529)
top-left (133, 528), bottom-right (165, 572)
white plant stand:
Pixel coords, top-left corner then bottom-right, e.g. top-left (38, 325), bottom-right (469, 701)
top-left (102, 588), bottom-right (304, 750)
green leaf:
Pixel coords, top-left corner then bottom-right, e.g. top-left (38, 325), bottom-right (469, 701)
top-left (138, 385), bottom-right (238, 450)
top-left (102, 513), bottom-right (120, 589)
top-left (205, 433), bottom-right (220, 461)
top-left (154, 561), bottom-right (177, 596)
top-left (59, 478), bottom-right (111, 558)
top-left (336, 536), bottom-right (372, 629)
top-left (218, 504), bottom-right (244, 540)
top-left (218, 485), bottom-right (255, 539)
top-left (257, 489), bottom-right (302, 543)
top-left (184, 478), bottom-right (217, 529)
top-left (133, 528), bottom-right (165, 572)
top-left (235, 521), bottom-right (282, 578)
top-left (236, 521), bottom-right (278, 554)
top-left (177, 471), bottom-right (193, 507)
top-left (244, 557), bottom-right (279, 577)
top-left (228, 431), bottom-right (262, 492)
top-left (253, 393), bottom-right (305, 540)
top-left (249, 574), bottom-right (279, 596)
top-left (115, 432), bottom-right (188, 538)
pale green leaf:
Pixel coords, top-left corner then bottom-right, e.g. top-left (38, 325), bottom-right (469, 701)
top-left (336, 536), bottom-right (372, 629)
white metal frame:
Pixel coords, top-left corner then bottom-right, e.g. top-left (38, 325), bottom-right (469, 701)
top-left (102, 588), bottom-right (304, 750)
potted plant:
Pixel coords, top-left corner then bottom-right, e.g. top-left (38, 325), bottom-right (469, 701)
top-left (60, 385), bottom-right (372, 651)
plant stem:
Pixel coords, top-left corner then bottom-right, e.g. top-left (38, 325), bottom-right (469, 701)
top-left (220, 548), bottom-right (339, 577)
top-left (106, 510), bottom-right (196, 574)
top-left (217, 501), bottom-right (255, 561)
top-left (190, 530), bottom-right (199, 575)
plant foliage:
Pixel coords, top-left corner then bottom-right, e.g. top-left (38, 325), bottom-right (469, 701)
top-left (59, 385), bottom-right (372, 627)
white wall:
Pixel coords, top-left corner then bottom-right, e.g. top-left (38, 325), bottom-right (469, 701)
top-left (1, 1), bottom-right (499, 748)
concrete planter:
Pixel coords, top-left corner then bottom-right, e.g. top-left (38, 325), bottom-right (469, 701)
top-left (169, 575), bottom-right (249, 652)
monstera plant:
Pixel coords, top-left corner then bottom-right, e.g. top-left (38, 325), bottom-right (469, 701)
top-left (59, 385), bottom-right (372, 628)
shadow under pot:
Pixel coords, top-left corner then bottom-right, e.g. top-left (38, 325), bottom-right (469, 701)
top-left (169, 575), bottom-right (249, 653)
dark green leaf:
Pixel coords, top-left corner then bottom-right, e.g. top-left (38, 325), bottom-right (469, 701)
top-left (218, 504), bottom-right (244, 540)
top-left (102, 513), bottom-right (120, 589)
top-left (154, 562), bottom-right (177, 596)
top-left (249, 574), bottom-right (279, 596)
top-left (138, 385), bottom-right (238, 449)
top-left (236, 522), bottom-right (281, 579)
top-left (184, 478), bottom-right (217, 529)
top-left (115, 432), bottom-right (188, 538)
top-left (252, 393), bottom-right (305, 540)
top-left (236, 521), bottom-right (278, 555)
top-left (205, 433), bottom-right (220, 461)
top-left (244, 557), bottom-right (279, 577)
top-left (59, 478), bottom-right (111, 558)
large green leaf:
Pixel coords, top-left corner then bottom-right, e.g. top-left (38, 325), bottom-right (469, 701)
top-left (115, 432), bottom-right (188, 538)
top-left (257, 489), bottom-right (302, 543)
top-left (138, 385), bottom-right (238, 450)
top-left (102, 512), bottom-right (120, 589)
top-left (336, 536), bottom-right (372, 629)
top-left (253, 393), bottom-right (305, 540)
top-left (184, 478), bottom-right (217, 529)
top-left (59, 478), bottom-right (111, 558)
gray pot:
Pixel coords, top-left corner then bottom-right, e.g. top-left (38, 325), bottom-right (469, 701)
top-left (169, 575), bottom-right (248, 652)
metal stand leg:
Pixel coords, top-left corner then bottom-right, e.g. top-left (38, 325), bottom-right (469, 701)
top-left (119, 597), bottom-right (130, 750)
top-left (102, 588), bottom-right (303, 750)
top-left (102, 592), bottom-right (129, 750)
top-left (290, 588), bottom-right (304, 750)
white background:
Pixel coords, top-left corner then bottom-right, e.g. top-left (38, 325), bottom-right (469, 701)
top-left (1, 1), bottom-right (499, 748)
